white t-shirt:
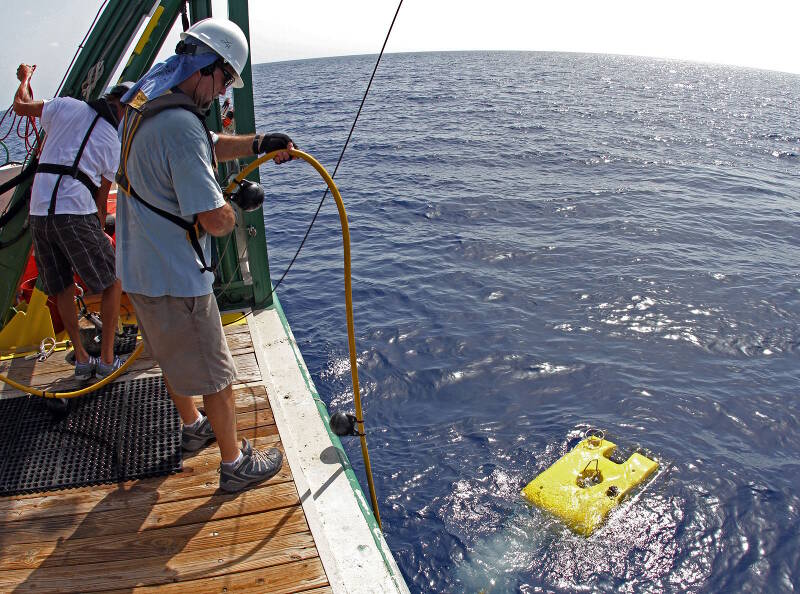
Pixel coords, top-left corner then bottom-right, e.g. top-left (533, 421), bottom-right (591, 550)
top-left (30, 97), bottom-right (120, 216)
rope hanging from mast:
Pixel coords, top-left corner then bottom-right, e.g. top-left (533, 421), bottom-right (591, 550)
top-left (255, 0), bottom-right (405, 301)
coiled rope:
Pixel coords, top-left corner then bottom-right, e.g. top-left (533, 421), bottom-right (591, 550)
top-left (0, 65), bottom-right (40, 161)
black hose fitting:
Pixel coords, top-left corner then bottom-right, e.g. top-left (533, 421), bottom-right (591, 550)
top-left (228, 178), bottom-right (265, 212)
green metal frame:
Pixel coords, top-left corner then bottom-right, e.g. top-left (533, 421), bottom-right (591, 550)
top-left (0, 0), bottom-right (162, 328)
top-left (0, 0), bottom-right (275, 330)
top-left (118, 1), bottom-right (185, 85)
top-left (188, 0), bottom-right (273, 311)
top-left (228, 0), bottom-right (272, 308)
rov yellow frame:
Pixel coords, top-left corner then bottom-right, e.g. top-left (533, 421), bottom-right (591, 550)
top-left (522, 434), bottom-right (658, 536)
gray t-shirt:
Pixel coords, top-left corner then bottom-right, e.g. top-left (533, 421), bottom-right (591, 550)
top-left (116, 108), bottom-right (224, 297)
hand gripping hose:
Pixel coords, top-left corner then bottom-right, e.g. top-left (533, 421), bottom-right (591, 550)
top-left (0, 149), bottom-right (382, 526)
top-left (226, 148), bottom-right (382, 528)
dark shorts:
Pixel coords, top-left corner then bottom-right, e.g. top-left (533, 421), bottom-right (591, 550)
top-left (29, 214), bottom-right (116, 296)
top-left (128, 293), bottom-right (237, 396)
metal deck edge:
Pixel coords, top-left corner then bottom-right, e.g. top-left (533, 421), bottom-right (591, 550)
top-left (245, 302), bottom-right (409, 594)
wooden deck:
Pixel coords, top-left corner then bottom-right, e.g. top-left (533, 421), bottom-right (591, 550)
top-left (0, 321), bottom-right (331, 593)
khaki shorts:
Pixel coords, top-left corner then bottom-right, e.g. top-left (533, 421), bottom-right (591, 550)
top-left (129, 293), bottom-right (237, 396)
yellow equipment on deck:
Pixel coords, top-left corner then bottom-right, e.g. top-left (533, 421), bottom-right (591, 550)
top-left (522, 430), bottom-right (658, 536)
top-left (0, 286), bottom-right (56, 353)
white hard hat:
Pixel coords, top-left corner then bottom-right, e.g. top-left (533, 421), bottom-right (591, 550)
top-left (180, 18), bottom-right (249, 88)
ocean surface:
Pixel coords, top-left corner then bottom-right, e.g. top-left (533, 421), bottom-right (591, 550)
top-left (254, 51), bottom-right (800, 593)
top-left (6, 51), bottom-right (798, 592)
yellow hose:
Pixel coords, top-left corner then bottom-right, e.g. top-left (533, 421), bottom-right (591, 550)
top-left (0, 342), bottom-right (143, 399)
top-left (227, 149), bottom-right (382, 528)
top-left (0, 148), bottom-right (382, 527)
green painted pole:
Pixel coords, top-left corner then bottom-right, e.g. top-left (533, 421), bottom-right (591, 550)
top-left (118, 1), bottom-right (184, 84)
top-left (228, 0), bottom-right (272, 307)
top-left (188, 0), bottom-right (212, 21)
top-left (62, 1), bottom-right (158, 101)
top-left (186, 0), bottom-right (245, 304)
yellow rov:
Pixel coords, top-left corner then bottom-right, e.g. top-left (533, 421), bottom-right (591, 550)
top-left (522, 429), bottom-right (658, 536)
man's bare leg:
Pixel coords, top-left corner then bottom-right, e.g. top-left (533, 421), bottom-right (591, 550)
top-left (202, 384), bottom-right (239, 463)
top-left (99, 279), bottom-right (122, 365)
top-left (166, 378), bottom-right (239, 463)
top-left (165, 377), bottom-right (201, 424)
top-left (55, 284), bottom-right (89, 363)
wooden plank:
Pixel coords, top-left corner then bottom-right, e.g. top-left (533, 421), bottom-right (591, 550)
top-left (0, 530), bottom-right (319, 593)
top-left (226, 330), bottom-right (256, 356)
top-left (237, 407), bottom-right (275, 428)
top-left (192, 383), bottom-right (270, 413)
top-left (232, 351), bottom-right (261, 383)
top-left (0, 322), bottom-right (332, 594)
top-left (0, 340), bottom-right (156, 378)
top-left (0, 385), bottom-right (276, 507)
top-left (0, 322), bottom-right (248, 377)
top-left (1, 477), bottom-right (301, 544)
top-left (0, 505), bottom-right (310, 570)
top-left (0, 324), bottom-right (330, 594)
top-left (110, 558), bottom-right (330, 594)
top-left (237, 384), bottom-right (267, 397)
top-left (0, 323), bottom-right (257, 397)
top-left (0, 349), bottom-right (264, 395)
top-left (0, 354), bottom-right (160, 398)
top-left (0, 364), bottom-right (262, 398)
top-left (0, 435), bottom-right (290, 524)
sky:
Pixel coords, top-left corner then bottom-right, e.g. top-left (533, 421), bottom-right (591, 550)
top-left (1, 0), bottom-right (799, 101)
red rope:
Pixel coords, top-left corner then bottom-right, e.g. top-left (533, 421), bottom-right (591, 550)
top-left (1, 67), bottom-right (41, 160)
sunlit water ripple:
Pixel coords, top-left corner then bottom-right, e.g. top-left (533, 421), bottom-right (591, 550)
top-left (8, 51), bottom-right (796, 592)
top-left (252, 52), bottom-right (799, 593)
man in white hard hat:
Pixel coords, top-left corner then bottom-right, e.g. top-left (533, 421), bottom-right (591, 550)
top-left (116, 18), bottom-right (295, 493)
top-left (13, 69), bottom-right (131, 381)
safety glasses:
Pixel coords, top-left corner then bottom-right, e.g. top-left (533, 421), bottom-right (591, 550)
top-left (219, 65), bottom-right (235, 88)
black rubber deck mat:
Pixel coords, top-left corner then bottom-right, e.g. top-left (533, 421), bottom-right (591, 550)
top-left (0, 376), bottom-right (182, 496)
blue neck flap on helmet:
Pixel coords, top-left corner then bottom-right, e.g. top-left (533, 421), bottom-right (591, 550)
top-left (121, 41), bottom-right (219, 105)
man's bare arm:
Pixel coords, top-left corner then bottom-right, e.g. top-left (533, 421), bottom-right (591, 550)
top-left (214, 134), bottom-right (256, 162)
top-left (196, 202), bottom-right (236, 237)
top-left (95, 177), bottom-right (113, 226)
top-left (13, 64), bottom-right (44, 118)
top-left (214, 133), bottom-right (293, 164)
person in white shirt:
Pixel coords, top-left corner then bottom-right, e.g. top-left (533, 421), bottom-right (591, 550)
top-left (13, 64), bottom-right (128, 381)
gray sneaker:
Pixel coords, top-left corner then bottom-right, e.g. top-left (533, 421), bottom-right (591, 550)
top-left (182, 415), bottom-right (216, 452)
top-left (219, 438), bottom-right (283, 493)
top-left (96, 356), bottom-right (124, 380)
top-left (74, 356), bottom-right (98, 381)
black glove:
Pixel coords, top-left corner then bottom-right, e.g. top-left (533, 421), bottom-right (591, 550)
top-left (252, 133), bottom-right (296, 155)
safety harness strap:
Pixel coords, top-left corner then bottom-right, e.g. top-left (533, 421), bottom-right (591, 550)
top-left (0, 157), bottom-right (38, 229)
top-left (36, 163), bottom-right (100, 202)
top-left (118, 178), bottom-right (213, 274)
top-left (39, 112), bottom-right (102, 215)
top-left (0, 157), bottom-right (37, 197)
top-left (116, 94), bottom-right (217, 274)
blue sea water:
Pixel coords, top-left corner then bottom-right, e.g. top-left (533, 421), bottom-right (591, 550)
top-left (254, 52), bottom-right (800, 593)
top-left (4, 51), bottom-right (797, 592)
